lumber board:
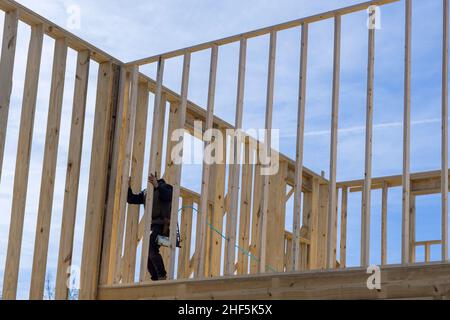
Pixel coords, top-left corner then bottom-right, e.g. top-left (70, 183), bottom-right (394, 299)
top-left (55, 50), bottom-right (90, 299)
top-left (121, 81), bottom-right (150, 283)
top-left (259, 30), bottom-right (277, 274)
top-left (225, 38), bottom-right (247, 276)
top-left (168, 53), bottom-right (191, 278)
top-left (79, 62), bottom-right (119, 300)
top-left (402, 0), bottom-right (412, 265)
top-left (0, 9), bottom-right (18, 183)
top-left (292, 23), bottom-right (309, 271)
top-left (140, 58), bottom-right (165, 281)
top-left (99, 67), bottom-right (130, 285)
top-left (2, 24), bottom-right (44, 300)
top-left (196, 46), bottom-right (219, 278)
top-left (0, 0), bottom-right (121, 64)
top-left (442, 0), bottom-right (449, 262)
top-left (30, 37), bottom-right (68, 299)
top-left (327, 15), bottom-right (341, 269)
top-left (98, 262), bottom-right (450, 300)
top-left (127, 0), bottom-right (400, 66)
top-left (381, 183), bottom-right (388, 266)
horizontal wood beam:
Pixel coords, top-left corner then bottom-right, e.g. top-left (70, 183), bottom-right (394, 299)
top-left (98, 262), bottom-right (450, 300)
top-left (127, 0), bottom-right (400, 66)
top-left (0, 0), bottom-right (121, 64)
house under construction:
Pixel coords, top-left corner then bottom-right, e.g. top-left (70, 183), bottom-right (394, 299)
top-left (0, 0), bottom-right (450, 300)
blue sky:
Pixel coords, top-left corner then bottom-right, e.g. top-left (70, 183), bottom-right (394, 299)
top-left (0, 0), bottom-right (449, 299)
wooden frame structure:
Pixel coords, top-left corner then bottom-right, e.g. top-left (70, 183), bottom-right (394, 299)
top-left (0, 0), bottom-right (449, 300)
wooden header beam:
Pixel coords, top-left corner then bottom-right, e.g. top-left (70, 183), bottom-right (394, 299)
top-left (126, 0), bottom-right (400, 66)
top-left (0, 0), bottom-right (121, 64)
top-left (98, 262), bottom-right (450, 300)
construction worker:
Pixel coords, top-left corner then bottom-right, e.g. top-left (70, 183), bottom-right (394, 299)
top-left (127, 173), bottom-right (173, 281)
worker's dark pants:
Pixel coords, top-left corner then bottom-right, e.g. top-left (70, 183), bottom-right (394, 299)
top-left (148, 224), bottom-right (167, 280)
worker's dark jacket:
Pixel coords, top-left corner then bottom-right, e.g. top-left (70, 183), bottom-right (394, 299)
top-left (127, 179), bottom-right (173, 226)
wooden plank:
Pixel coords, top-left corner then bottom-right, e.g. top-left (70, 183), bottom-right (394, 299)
top-left (139, 58), bottom-right (165, 281)
top-left (156, 94), bottom-right (167, 175)
top-left (361, 16), bottom-right (375, 268)
top-left (301, 190), bottom-right (312, 270)
top-left (2, 24), bottom-right (44, 300)
top-left (55, 50), bottom-right (90, 300)
top-left (327, 15), bottom-right (341, 270)
top-left (121, 81), bottom-right (149, 283)
top-left (208, 129), bottom-right (227, 277)
top-left (163, 102), bottom-right (180, 184)
top-left (0, 9), bottom-right (18, 184)
top-left (250, 159), bottom-right (262, 274)
top-left (266, 161), bottom-right (288, 272)
top-left (79, 62), bottom-right (119, 300)
top-left (339, 187), bottom-right (348, 268)
top-left (0, 0), bottom-right (122, 64)
top-left (127, 0), bottom-right (400, 66)
top-left (196, 45), bottom-right (219, 278)
top-left (292, 23), bottom-right (309, 271)
top-left (98, 262), bottom-right (450, 300)
top-left (409, 194), bottom-right (416, 263)
top-left (29, 37), bottom-right (68, 300)
top-left (225, 38), bottom-right (247, 276)
top-left (237, 142), bottom-right (253, 275)
top-left (99, 67), bottom-right (130, 285)
top-left (381, 183), bottom-right (388, 266)
top-left (425, 244), bottom-right (431, 263)
top-left (167, 52), bottom-right (191, 279)
top-left (178, 197), bottom-right (193, 279)
top-left (113, 66), bottom-right (140, 283)
top-left (442, 0), bottom-right (449, 262)
top-left (402, 0), bottom-right (412, 265)
top-left (259, 30), bottom-right (277, 274)
top-left (309, 178), bottom-right (320, 269)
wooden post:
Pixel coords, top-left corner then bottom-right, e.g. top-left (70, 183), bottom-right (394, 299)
top-left (208, 129), bottom-right (227, 277)
top-left (121, 81), bottom-right (150, 283)
top-left (309, 178), bottom-right (320, 269)
top-left (361, 12), bottom-right (375, 267)
top-left (318, 183), bottom-right (330, 269)
top-left (79, 62), bottom-right (120, 299)
top-left (339, 187), bottom-right (348, 268)
top-left (112, 67), bottom-right (140, 283)
top-left (327, 15), bottom-right (341, 269)
top-left (402, 0), bottom-right (412, 265)
top-left (237, 141), bottom-right (253, 275)
top-left (167, 52), bottom-right (191, 279)
top-left (2, 24), bottom-right (44, 300)
top-left (178, 197), bottom-right (193, 278)
top-left (381, 182), bottom-right (388, 266)
top-left (30, 37), bottom-right (68, 299)
top-left (99, 67), bottom-right (130, 285)
top-left (259, 30), bottom-right (277, 274)
top-left (266, 161), bottom-right (288, 271)
top-left (140, 57), bottom-right (165, 281)
top-left (409, 194), bottom-right (416, 263)
top-left (225, 38), bottom-right (247, 275)
top-left (55, 50), bottom-right (90, 300)
top-left (250, 159), bottom-right (262, 274)
top-left (292, 23), bottom-right (309, 271)
top-left (442, 0), bottom-right (449, 262)
top-left (0, 9), bottom-right (18, 184)
top-left (196, 45), bottom-right (219, 278)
